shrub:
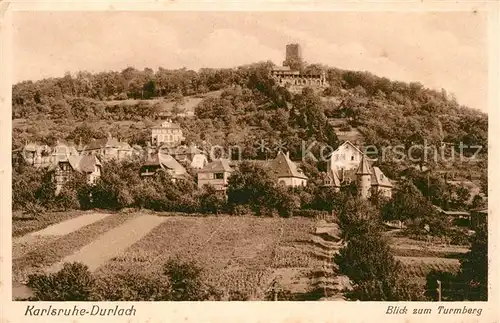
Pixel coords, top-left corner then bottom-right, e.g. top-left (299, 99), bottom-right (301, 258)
top-left (425, 269), bottom-right (462, 301)
top-left (163, 257), bottom-right (220, 301)
top-left (231, 204), bottom-right (253, 216)
top-left (92, 271), bottom-right (171, 301)
top-left (292, 209), bottom-right (329, 219)
top-left (27, 262), bottom-right (94, 301)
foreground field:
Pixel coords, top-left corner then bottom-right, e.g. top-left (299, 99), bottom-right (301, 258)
top-left (94, 215), bottom-right (321, 300)
top-left (13, 212), bottom-right (347, 300)
top-left (13, 211), bottom-right (465, 300)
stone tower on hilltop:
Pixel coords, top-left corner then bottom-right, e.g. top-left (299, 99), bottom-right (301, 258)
top-left (356, 155), bottom-right (372, 199)
top-left (283, 43), bottom-right (303, 70)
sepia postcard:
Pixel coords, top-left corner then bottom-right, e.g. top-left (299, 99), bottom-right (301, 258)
top-left (0, 1), bottom-right (498, 322)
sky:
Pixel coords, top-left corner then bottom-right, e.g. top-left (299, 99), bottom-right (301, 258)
top-left (12, 11), bottom-right (488, 111)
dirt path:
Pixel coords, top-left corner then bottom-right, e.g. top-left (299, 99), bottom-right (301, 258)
top-left (12, 213), bottom-right (111, 259)
top-left (32, 213), bottom-right (111, 237)
top-left (46, 214), bottom-right (167, 273)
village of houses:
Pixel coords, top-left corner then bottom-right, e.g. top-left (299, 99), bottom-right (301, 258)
top-left (19, 116), bottom-right (487, 234)
top-left (21, 118), bottom-right (396, 200)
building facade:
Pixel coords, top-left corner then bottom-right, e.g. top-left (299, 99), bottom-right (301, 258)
top-left (54, 155), bottom-right (102, 194)
top-left (151, 120), bottom-right (184, 147)
top-left (79, 134), bottom-right (133, 162)
top-left (271, 44), bottom-right (328, 93)
top-left (140, 152), bottom-right (188, 181)
top-left (197, 159), bottom-right (233, 192)
top-left (324, 142), bottom-right (393, 199)
top-left (269, 151), bottom-right (308, 187)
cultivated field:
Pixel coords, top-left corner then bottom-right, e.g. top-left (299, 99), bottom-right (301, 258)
top-left (388, 232), bottom-right (465, 286)
top-left (13, 211), bottom-right (347, 300)
top-left (13, 210), bottom-right (464, 300)
top-left (94, 215), bottom-right (321, 299)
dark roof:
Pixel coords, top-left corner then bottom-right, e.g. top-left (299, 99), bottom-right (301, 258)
top-left (325, 166), bottom-right (341, 187)
top-left (269, 151), bottom-right (308, 179)
top-left (85, 137), bottom-right (120, 150)
top-left (66, 155), bottom-right (101, 173)
top-left (198, 159), bottom-right (233, 173)
top-left (371, 166), bottom-right (393, 188)
top-left (356, 155), bottom-right (372, 175)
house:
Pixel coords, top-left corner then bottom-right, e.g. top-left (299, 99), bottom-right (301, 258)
top-left (140, 152), bottom-right (189, 181)
top-left (324, 154), bottom-right (393, 199)
top-left (53, 155), bottom-right (102, 194)
top-left (50, 141), bottom-right (79, 163)
top-left (268, 151), bottom-right (308, 187)
top-left (151, 119), bottom-right (185, 147)
top-left (79, 134), bottom-right (133, 162)
top-left (327, 141), bottom-right (365, 172)
top-left (190, 154), bottom-right (208, 169)
top-left (159, 144), bottom-right (207, 168)
top-left (22, 142), bottom-right (52, 168)
top-left (197, 159), bottom-right (233, 192)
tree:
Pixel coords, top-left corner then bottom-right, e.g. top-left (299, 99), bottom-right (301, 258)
top-left (458, 224), bottom-right (488, 300)
top-left (27, 262), bottom-right (94, 301)
top-left (199, 185), bottom-right (226, 214)
top-left (90, 160), bottom-right (139, 210)
top-left (163, 257), bottom-right (219, 301)
top-left (337, 198), bottom-right (381, 240)
top-left (335, 227), bottom-right (423, 301)
top-left (51, 99), bottom-right (73, 119)
top-left (92, 270), bottom-right (171, 301)
top-left (227, 161), bottom-right (277, 213)
top-left (382, 180), bottom-right (436, 223)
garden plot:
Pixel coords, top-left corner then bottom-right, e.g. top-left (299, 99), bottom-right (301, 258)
top-left (95, 215), bottom-right (316, 299)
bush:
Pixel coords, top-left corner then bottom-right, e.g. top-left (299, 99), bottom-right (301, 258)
top-left (27, 262), bottom-right (94, 301)
top-left (425, 270), bottom-right (462, 301)
top-left (22, 202), bottom-right (45, 219)
top-left (92, 271), bottom-right (171, 301)
top-left (163, 257), bottom-right (220, 301)
top-left (292, 209), bottom-right (329, 219)
top-left (231, 204), bottom-right (254, 216)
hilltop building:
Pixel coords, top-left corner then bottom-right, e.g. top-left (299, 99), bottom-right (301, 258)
top-left (271, 44), bottom-right (328, 93)
top-left (283, 43), bottom-right (303, 70)
top-left (324, 142), bottom-right (393, 198)
top-left (151, 119), bottom-right (184, 147)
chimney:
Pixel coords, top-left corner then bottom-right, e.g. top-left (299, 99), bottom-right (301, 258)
top-left (286, 151), bottom-right (289, 159)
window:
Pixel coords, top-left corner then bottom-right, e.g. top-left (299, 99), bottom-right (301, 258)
top-left (215, 173), bottom-right (224, 179)
top-left (351, 156), bottom-right (355, 161)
